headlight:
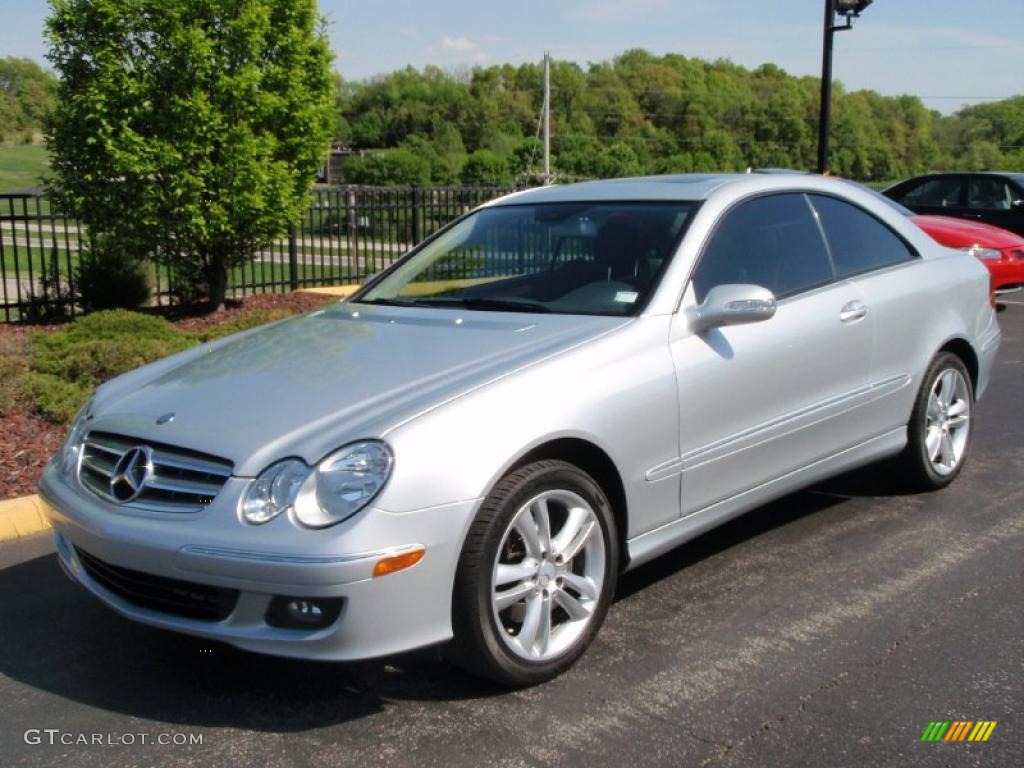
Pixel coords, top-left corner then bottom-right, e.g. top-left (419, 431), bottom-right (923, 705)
top-left (240, 441), bottom-right (393, 528)
top-left (294, 441), bottom-right (393, 528)
top-left (241, 459), bottom-right (311, 524)
top-left (60, 399), bottom-right (94, 476)
top-left (962, 245), bottom-right (1002, 261)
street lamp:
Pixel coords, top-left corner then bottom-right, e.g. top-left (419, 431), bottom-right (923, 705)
top-left (817, 0), bottom-right (873, 174)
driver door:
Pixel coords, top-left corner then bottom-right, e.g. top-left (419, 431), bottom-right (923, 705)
top-left (669, 193), bottom-right (873, 517)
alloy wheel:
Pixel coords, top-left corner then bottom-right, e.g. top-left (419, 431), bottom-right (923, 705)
top-left (924, 367), bottom-right (971, 476)
top-left (490, 489), bottom-right (606, 662)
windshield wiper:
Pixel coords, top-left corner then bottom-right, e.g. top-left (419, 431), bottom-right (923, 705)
top-left (410, 297), bottom-right (552, 313)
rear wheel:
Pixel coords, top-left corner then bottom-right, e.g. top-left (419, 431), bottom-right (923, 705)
top-left (893, 352), bottom-right (973, 490)
top-left (449, 460), bottom-right (618, 685)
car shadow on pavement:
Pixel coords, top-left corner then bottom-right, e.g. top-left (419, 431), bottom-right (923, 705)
top-left (0, 551), bottom-right (507, 732)
top-left (0, 465), bottom-right (903, 731)
top-left (617, 462), bottom-right (902, 599)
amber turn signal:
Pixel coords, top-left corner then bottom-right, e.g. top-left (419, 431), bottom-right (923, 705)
top-left (373, 547), bottom-right (425, 577)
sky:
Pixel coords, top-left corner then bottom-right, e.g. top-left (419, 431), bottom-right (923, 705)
top-left (1, 0), bottom-right (1021, 114)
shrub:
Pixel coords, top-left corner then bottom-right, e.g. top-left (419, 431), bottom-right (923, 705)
top-left (0, 335), bottom-right (29, 416)
top-left (26, 310), bottom-right (194, 424)
top-left (197, 309), bottom-right (293, 342)
top-left (75, 240), bottom-right (151, 312)
top-left (20, 372), bottom-right (91, 425)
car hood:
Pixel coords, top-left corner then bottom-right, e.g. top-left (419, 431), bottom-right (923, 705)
top-left (911, 215), bottom-right (1024, 249)
top-left (87, 302), bottom-right (628, 475)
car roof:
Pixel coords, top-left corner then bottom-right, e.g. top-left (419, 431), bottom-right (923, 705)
top-left (489, 174), bottom-right (753, 204)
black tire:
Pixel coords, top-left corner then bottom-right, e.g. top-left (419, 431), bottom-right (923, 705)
top-left (448, 460), bottom-right (619, 686)
top-left (890, 352), bottom-right (974, 491)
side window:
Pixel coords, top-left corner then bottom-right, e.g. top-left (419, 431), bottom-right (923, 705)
top-left (809, 195), bottom-right (916, 278)
top-left (966, 177), bottom-right (1015, 211)
top-left (898, 177), bottom-right (963, 208)
top-left (691, 193), bottom-right (833, 302)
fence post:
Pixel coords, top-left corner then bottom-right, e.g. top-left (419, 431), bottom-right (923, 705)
top-left (288, 224), bottom-right (299, 291)
top-left (411, 184), bottom-right (422, 245)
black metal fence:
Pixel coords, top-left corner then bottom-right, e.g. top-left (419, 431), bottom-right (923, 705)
top-left (0, 185), bottom-right (519, 322)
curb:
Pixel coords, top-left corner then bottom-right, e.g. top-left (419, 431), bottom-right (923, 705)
top-left (0, 494), bottom-right (52, 543)
top-left (299, 285), bottom-right (361, 298)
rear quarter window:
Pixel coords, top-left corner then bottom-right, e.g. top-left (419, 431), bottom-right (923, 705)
top-left (809, 194), bottom-right (917, 278)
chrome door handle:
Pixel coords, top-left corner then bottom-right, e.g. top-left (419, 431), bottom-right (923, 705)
top-left (839, 300), bottom-right (868, 323)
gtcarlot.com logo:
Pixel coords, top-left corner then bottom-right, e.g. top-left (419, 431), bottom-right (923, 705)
top-left (921, 721), bottom-right (997, 742)
top-left (24, 729), bottom-right (203, 747)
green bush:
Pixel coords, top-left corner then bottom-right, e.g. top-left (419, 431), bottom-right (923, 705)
top-left (197, 309), bottom-right (293, 342)
top-left (26, 310), bottom-right (194, 423)
top-left (75, 241), bottom-right (151, 312)
top-left (20, 372), bottom-right (91, 425)
top-left (0, 335), bottom-right (28, 416)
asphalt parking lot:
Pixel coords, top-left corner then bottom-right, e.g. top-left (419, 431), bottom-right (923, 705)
top-left (1, 305), bottom-right (1021, 768)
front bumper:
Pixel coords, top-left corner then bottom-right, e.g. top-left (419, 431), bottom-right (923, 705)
top-left (40, 461), bottom-right (479, 660)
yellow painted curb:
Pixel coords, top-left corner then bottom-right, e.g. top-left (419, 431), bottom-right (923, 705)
top-left (299, 284), bottom-right (361, 298)
top-left (0, 494), bottom-right (52, 543)
top-left (300, 276), bottom-right (508, 300)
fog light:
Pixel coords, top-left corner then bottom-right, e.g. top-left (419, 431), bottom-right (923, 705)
top-left (265, 596), bottom-right (343, 629)
top-left (373, 547), bottom-right (425, 577)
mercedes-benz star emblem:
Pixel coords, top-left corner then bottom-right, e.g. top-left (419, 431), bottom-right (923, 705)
top-left (109, 446), bottom-right (153, 503)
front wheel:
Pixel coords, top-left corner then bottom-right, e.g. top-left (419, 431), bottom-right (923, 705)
top-left (448, 460), bottom-right (619, 685)
top-left (893, 352), bottom-right (974, 491)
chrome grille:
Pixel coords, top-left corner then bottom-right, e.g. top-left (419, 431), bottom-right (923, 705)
top-left (78, 431), bottom-right (233, 513)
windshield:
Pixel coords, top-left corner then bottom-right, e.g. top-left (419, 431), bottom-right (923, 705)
top-left (357, 201), bottom-right (699, 316)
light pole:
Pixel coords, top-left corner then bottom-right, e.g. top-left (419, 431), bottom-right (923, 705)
top-left (817, 0), bottom-right (873, 174)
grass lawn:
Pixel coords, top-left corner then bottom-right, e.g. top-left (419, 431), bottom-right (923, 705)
top-left (0, 145), bottom-right (50, 193)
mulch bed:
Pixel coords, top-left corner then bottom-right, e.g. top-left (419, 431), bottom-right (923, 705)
top-left (0, 291), bottom-right (336, 500)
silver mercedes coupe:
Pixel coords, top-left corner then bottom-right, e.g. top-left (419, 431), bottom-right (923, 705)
top-left (40, 174), bottom-right (1001, 685)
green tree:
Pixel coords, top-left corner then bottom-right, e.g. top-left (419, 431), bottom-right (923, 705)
top-left (461, 149), bottom-right (510, 185)
top-left (45, 0), bottom-right (334, 309)
top-left (345, 148), bottom-right (430, 185)
top-left (330, 49), bottom-right (1022, 183)
top-left (0, 57), bottom-right (57, 143)
top-left (596, 142), bottom-right (644, 178)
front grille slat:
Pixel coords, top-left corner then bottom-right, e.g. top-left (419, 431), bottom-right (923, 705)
top-left (86, 441), bottom-right (124, 457)
top-left (78, 431), bottom-right (233, 514)
top-left (76, 547), bottom-right (238, 621)
top-left (146, 474), bottom-right (224, 496)
top-left (150, 452), bottom-right (234, 479)
top-left (81, 453), bottom-right (116, 477)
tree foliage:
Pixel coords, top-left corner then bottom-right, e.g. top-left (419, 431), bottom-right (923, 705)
top-left (0, 57), bottom-right (57, 144)
top-left (45, 0), bottom-right (335, 308)
top-left (335, 49), bottom-right (1024, 184)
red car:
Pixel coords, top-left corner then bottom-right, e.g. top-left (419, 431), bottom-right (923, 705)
top-left (911, 215), bottom-right (1024, 303)
top-left (858, 183), bottom-right (1024, 304)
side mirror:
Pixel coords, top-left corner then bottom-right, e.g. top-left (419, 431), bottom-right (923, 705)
top-left (691, 284), bottom-right (777, 332)
top-left (1011, 199), bottom-right (1024, 211)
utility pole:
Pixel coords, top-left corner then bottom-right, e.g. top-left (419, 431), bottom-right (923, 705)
top-left (543, 51), bottom-right (551, 185)
top-left (817, 0), bottom-right (836, 174)
top-left (817, 0), bottom-right (873, 174)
